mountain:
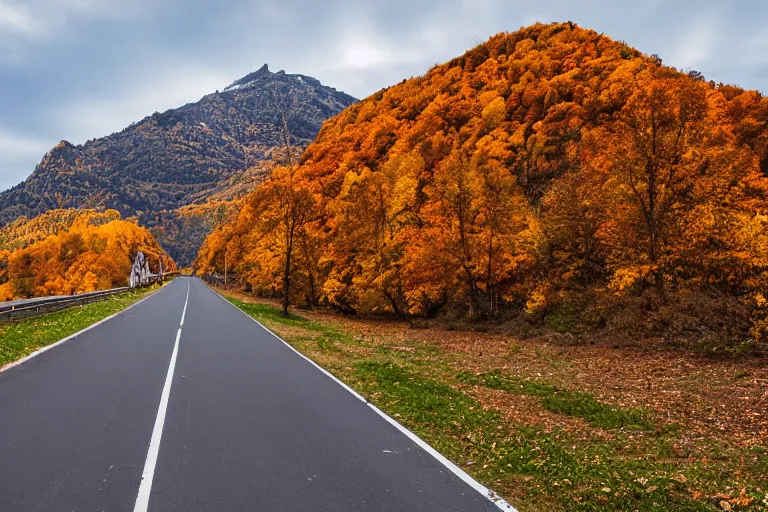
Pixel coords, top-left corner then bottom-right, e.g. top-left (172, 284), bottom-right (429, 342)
top-left (198, 23), bottom-right (768, 348)
top-left (0, 64), bottom-right (357, 263)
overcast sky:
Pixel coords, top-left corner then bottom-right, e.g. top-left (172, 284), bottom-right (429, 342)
top-left (0, 0), bottom-right (766, 191)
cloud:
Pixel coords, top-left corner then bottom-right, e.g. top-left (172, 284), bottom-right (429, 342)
top-left (340, 38), bottom-right (393, 71)
top-left (0, 130), bottom-right (52, 190)
top-left (0, 131), bottom-right (50, 159)
top-left (0, 0), bottom-right (766, 192)
top-left (669, 13), bottom-right (719, 70)
top-left (0, 2), bottom-right (39, 36)
top-left (0, 0), bottom-right (150, 56)
top-left (311, 22), bottom-right (450, 76)
top-left (50, 64), bottom-right (231, 143)
top-left (734, 30), bottom-right (768, 70)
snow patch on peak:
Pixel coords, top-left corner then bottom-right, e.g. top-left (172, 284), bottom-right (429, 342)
top-left (224, 64), bottom-right (272, 92)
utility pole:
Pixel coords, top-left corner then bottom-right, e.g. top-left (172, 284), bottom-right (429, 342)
top-left (224, 252), bottom-right (227, 287)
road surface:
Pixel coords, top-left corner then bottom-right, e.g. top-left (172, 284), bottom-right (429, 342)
top-left (0, 277), bottom-right (509, 511)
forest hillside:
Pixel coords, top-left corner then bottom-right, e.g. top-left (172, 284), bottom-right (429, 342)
top-left (198, 22), bottom-right (768, 350)
top-left (0, 209), bottom-right (174, 301)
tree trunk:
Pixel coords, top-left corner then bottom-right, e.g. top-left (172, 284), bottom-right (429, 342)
top-left (458, 210), bottom-right (482, 318)
top-left (282, 225), bottom-right (294, 317)
top-left (649, 230), bottom-right (665, 302)
top-left (486, 232), bottom-right (495, 316)
top-left (384, 289), bottom-right (406, 317)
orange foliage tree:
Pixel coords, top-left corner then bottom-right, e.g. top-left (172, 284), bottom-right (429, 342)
top-left (197, 22), bottom-right (768, 345)
top-left (0, 211), bottom-right (174, 300)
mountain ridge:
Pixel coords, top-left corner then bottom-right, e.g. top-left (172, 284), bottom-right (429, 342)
top-left (0, 65), bottom-right (358, 263)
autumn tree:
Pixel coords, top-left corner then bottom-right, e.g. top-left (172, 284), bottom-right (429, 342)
top-left (197, 22), bottom-right (768, 347)
top-left (421, 149), bottom-right (483, 315)
top-left (420, 147), bottom-right (529, 317)
top-left (471, 138), bottom-right (532, 315)
top-left (0, 249), bottom-right (11, 300)
top-left (246, 165), bottom-right (315, 316)
top-left (323, 152), bottom-right (421, 315)
top-left (607, 75), bottom-right (708, 298)
top-left (0, 211), bottom-right (174, 300)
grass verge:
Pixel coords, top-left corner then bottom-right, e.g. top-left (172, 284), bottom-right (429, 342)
top-left (223, 292), bottom-right (768, 512)
top-left (457, 370), bottom-right (653, 430)
top-left (0, 286), bottom-right (159, 367)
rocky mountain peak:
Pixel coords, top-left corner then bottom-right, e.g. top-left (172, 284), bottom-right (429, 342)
top-left (224, 64), bottom-right (274, 92)
top-left (0, 66), bottom-right (358, 264)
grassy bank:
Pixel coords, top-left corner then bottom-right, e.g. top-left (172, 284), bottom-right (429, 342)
top-left (0, 287), bottom-right (159, 367)
top-left (222, 291), bottom-right (768, 512)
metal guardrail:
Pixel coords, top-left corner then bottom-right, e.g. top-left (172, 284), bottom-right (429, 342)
top-left (0, 271), bottom-right (180, 323)
top-left (0, 287), bottom-right (130, 323)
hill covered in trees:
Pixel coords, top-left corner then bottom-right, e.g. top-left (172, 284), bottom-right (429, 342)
top-left (197, 22), bottom-right (768, 350)
top-left (0, 209), bottom-right (174, 301)
top-left (144, 145), bottom-right (297, 265)
top-left (0, 208), bottom-right (122, 251)
top-left (0, 65), bottom-right (357, 263)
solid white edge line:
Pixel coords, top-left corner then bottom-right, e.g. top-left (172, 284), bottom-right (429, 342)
top-left (203, 281), bottom-right (518, 512)
top-left (0, 285), bottom-right (167, 374)
top-left (132, 280), bottom-right (190, 512)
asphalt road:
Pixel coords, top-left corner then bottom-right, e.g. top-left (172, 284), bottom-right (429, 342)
top-left (0, 277), bottom-right (510, 511)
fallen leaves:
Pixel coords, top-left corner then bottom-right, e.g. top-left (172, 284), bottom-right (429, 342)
top-left (229, 291), bottom-right (768, 511)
